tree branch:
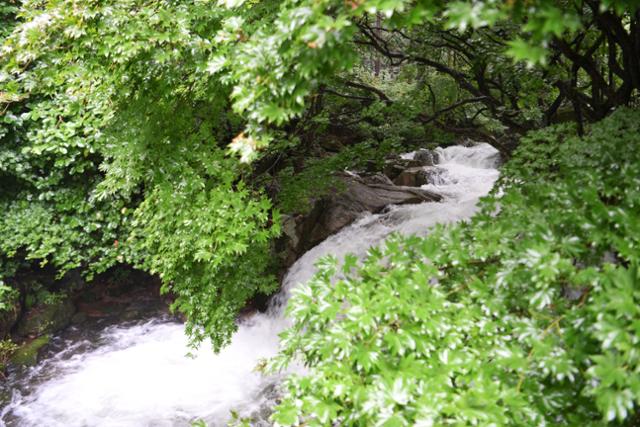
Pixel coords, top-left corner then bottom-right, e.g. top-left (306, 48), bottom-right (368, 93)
top-left (417, 96), bottom-right (489, 125)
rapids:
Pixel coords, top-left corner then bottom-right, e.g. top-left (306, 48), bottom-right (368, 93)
top-left (0, 143), bottom-right (500, 427)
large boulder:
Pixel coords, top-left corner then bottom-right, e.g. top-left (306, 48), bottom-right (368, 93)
top-left (361, 173), bottom-right (394, 186)
top-left (383, 158), bottom-right (422, 180)
top-left (277, 214), bottom-right (302, 267)
top-left (413, 149), bottom-right (438, 166)
top-left (393, 166), bottom-right (452, 187)
top-left (275, 173), bottom-right (442, 267)
top-left (14, 297), bottom-right (76, 338)
top-left (393, 167), bottom-right (430, 187)
top-left (303, 176), bottom-right (442, 251)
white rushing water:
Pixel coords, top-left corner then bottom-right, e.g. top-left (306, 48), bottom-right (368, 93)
top-left (1, 143), bottom-right (500, 427)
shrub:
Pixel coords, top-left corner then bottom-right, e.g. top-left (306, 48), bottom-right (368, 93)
top-left (270, 109), bottom-right (640, 426)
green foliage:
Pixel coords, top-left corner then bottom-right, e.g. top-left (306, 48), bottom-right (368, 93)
top-left (23, 283), bottom-right (65, 309)
top-left (216, 0), bottom-right (639, 156)
top-left (129, 182), bottom-right (280, 350)
top-left (589, 265), bottom-right (640, 422)
top-left (0, 281), bottom-right (18, 313)
top-left (0, 339), bottom-right (18, 371)
top-left (1, 0), bottom-right (637, 358)
top-left (0, 0), bottom-right (280, 348)
top-left (270, 109), bottom-right (640, 426)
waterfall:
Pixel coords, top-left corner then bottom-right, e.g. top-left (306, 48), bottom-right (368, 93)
top-left (0, 143), bottom-right (500, 427)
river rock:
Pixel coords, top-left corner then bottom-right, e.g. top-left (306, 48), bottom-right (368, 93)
top-left (14, 297), bottom-right (76, 338)
top-left (393, 167), bottom-right (430, 187)
top-left (276, 214), bottom-right (301, 267)
top-left (485, 150), bottom-right (502, 168)
top-left (276, 173), bottom-right (442, 267)
top-left (362, 173), bottom-right (394, 186)
top-left (392, 165), bottom-right (452, 187)
top-left (383, 158), bottom-right (422, 180)
top-left (414, 149), bottom-right (438, 166)
top-left (430, 166), bottom-right (455, 185)
top-left (303, 174), bottom-right (442, 249)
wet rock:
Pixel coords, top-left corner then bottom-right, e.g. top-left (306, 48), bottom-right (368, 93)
top-left (414, 149), bottom-right (438, 166)
top-left (362, 173), bottom-right (394, 186)
top-left (383, 158), bottom-right (422, 180)
top-left (10, 335), bottom-right (50, 366)
top-left (393, 167), bottom-right (430, 187)
top-left (77, 301), bottom-right (123, 318)
top-left (276, 215), bottom-right (301, 267)
top-left (422, 166), bottom-right (452, 185)
top-left (393, 164), bottom-right (454, 187)
top-left (121, 309), bottom-right (144, 321)
top-left (276, 173), bottom-right (442, 267)
top-left (281, 215), bottom-right (299, 249)
top-left (382, 161), bottom-right (406, 181)
top-left (485, 151), bottom-right (502, 168)
top-left (15, 297), bottom-right (76, 338)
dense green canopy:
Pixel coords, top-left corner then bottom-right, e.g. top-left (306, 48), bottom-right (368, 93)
top-left (1, 0), bottom-right (640, 423)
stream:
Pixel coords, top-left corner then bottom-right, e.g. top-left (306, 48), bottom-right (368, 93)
top-left (0, 143), bottom-right (500, 427)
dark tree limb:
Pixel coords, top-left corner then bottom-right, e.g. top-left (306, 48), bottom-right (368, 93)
top-left (417, 96), bottom-right (489, 125)
top-left (323, 88), bottom-right (375, 103)
top-left (341, 80), bottom-right (392, 104)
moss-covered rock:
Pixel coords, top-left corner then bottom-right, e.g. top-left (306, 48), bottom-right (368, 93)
top-left (14, 297), bottom-right (76, 338)
top-left (10, 335), bottom-right (50, 366)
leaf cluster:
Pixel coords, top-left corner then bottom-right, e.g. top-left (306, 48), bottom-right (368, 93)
top-left (271, 108), bottom-right (640, 426)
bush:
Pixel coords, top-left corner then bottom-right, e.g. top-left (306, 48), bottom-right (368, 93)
top-left (270, 109), bottom-right (640, 426)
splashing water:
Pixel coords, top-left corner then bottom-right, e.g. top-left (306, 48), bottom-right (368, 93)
top-left (1, 143), bottom-right (500, 427)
